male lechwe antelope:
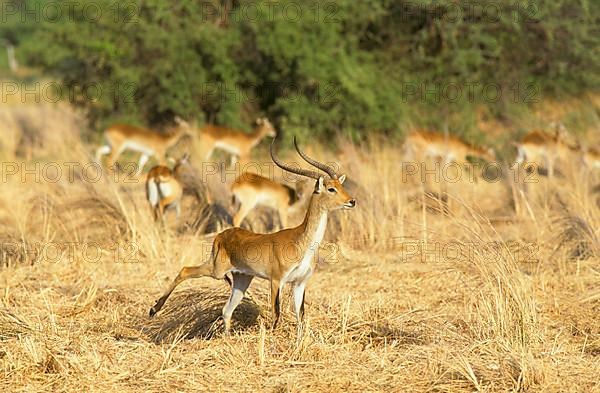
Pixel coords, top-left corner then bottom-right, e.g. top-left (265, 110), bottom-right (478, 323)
top-left (512, 123), bottom-right (578, 176)
top-left (231, 172), bottom-right (304, 228)
top-left (96, 117), bottom-right (192, 176)
top-left (149, 137), bottom-right (356, 335)
top-left (403, 129), bottom-right (496, 166)
top-left (198, 117), bottom-right (276, 166)
top-left (145, 153), bottom-right (192, 223)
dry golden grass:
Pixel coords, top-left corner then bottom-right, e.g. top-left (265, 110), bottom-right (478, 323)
top-left (0, 100), bottom-right (599, 392)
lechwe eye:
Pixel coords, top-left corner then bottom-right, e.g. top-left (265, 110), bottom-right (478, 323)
top-left (327, 187), bottom-right (337, 193)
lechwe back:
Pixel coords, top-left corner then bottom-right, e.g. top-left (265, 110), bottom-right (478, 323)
top-left (145, 153), bottom-right (191, 223)
top-left (198, 117), bottom-right (276, 166)
top-left (96, 116), bottom-right (192, 176)
top-left (149, 136), bottom-right (356, 336)
top-left (231, 172), bottom-right (304, 229)
top-left (512, 123), bottom-right (579, 176)
top-left (403, 129), bottom-right (496, 166)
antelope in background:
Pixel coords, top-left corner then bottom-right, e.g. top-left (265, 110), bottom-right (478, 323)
top-left (145, 153), bottom-right (191, 223)
top-left (403, 129), bottom-right (496, 167)
top-left (198, 117), bottom-right (276, 166)
top-left (231, 172), bottom-right (305, 229)
top-left (511, 122), bottom-right (577, 177)
top-left (149, 137), bottom-right (356, 336)
top-left (96, 117), bottom-right (192, 176)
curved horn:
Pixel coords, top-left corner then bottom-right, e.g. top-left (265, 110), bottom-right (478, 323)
top-left (270, 139), bottom-right (322, 180)
top-left (293, 136), bottom-right (337, 179)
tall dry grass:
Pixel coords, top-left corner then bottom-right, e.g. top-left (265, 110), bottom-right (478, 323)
top-left (0, 97), bottom-right (599, 392)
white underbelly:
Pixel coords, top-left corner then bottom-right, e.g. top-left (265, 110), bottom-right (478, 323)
top-left (229, 267), bottom-right (268, 280)
top-left (214, 141), bottom-right (240, 155)
top-left (256, 193), bottom-right (276, 208)
top-left (123, 141), bottom-right (155, 156)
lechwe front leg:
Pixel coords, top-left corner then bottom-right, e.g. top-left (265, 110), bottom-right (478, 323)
top-left (293, 279), bottom-right (307, 337)
top-left (270, 279), bottom-right (282, 330)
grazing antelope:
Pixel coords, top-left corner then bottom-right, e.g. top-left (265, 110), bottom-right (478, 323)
top-left (198, 117), bottom-right (276, 166)
top-left (149, 137), bottom-right (356, 336)
top-left (96, 117), bottom-right (192, 176)
top-left (404, 129), bottom-right (496, 166)
top-left (512, 123), bottom-right (576, 176)
top-left (145, 154), bottom-right (190, 223)
top-left (231, 172), bottom-right (303, 229)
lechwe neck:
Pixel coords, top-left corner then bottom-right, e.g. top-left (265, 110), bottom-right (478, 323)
top-left (294, 191), bottom-right (329, 248)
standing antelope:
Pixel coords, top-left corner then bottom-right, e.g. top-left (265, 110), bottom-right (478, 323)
top-left (149, 137), bottom-right (356, 336)
top-left (146, 154), bottom-right (190, 223)
top-left (231, 172), bottom-right (303, 229)
top-left (198, 117), bottom-right (276, 166)
top-left (96, 117), bottom-right (192, 176)
top-left (404, 129), bottom-right (496, 166)
top-left (512, 123), bottom-right (575, 176)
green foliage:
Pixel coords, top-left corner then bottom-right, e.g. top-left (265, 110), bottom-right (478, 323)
top-left (1, 0), bottom-right (599, 140)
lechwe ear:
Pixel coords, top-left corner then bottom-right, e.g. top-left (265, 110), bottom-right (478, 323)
top-left (338, 174), bottom-right (346, 184)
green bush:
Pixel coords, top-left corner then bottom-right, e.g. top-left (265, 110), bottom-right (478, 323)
top-left (1, 0), bottom-right (598, 141)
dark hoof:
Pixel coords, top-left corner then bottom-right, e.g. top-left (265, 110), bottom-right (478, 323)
top-left (149, 297), bottom-right (166, 318)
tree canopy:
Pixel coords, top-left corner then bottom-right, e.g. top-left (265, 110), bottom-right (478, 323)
top-left (2, 0), bottom-right (598, 140)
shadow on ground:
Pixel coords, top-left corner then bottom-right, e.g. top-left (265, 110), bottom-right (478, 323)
top-left (138, 288), bottom-right (262, 343)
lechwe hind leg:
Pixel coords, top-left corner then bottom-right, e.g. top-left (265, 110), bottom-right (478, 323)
top-left (107, 144), bottom-right (126, 171)
top-left (136, 154), bottom-right (150, 176)
top-left (96, 145), bottom-right (111, 164)
top-left (222, 273), bottom-right (254, 335)
top-left (149, 263), bottom-right (213, 317)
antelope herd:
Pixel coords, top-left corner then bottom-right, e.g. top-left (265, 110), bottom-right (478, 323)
top-left (92, 116), bottom-right (597, 335)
